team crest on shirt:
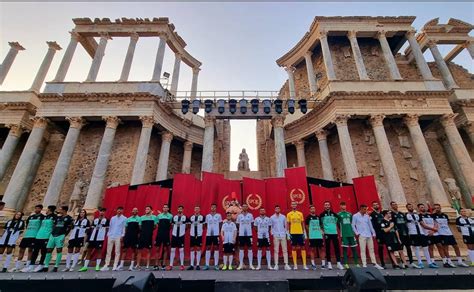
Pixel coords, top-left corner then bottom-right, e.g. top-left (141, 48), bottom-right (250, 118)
top-left (246, 193), bottom-right (262, 210)
top-left (290, 188), bottom-right (306, 204)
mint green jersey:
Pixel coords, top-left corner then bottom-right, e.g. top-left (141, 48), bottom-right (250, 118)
top-left (36, 214), bottom-right (56, 240)
top-left (305, 215), bottom-right (323, 239)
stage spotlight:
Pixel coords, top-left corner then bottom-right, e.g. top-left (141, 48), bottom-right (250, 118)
top-left (239, 99), bottom-right (248, 114)
top-left (287, 99), bottom-right (295, 114)
top-left (204, 99), bottom-right (213, 113)
top-left (262, 99), bottom-right (271, 114)
top-left (229, 99), bottom-right (237, 114)
top-left (251, 99), bottom-right (259, 114)
top-left (274, 99), bottom-right (283, 114)
top-left (192, 100), bottom-right (200, 114)
top-left (217, 99), bottom-right (225, 114)
top-left (298, 99), bottom-right (307, 114)
top-left (181, 100), bottom-right (190, 114)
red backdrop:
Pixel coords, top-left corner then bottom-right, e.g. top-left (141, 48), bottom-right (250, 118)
top-left (242, 177), bottom-right (267, 217)
top-left (352, 175), bottom-right (380, 210)
top-left (264, 177), bottom-right (288, 213)
top-left (284, 167), bottom-right (310, 211)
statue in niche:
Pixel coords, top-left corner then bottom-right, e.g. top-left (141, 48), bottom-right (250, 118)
top-left (238, 148), bottom-right (250, 171)
top-left (444, 178), bottom-right (461, 212)
top-left (69, 179), bottom-right (87, 215)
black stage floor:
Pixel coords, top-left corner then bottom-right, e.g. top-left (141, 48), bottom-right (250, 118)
top-left (0, 266), bottom-right (473, 291)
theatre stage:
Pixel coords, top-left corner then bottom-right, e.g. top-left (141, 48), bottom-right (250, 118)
top-left (0, 266), bottom-right (473, 292)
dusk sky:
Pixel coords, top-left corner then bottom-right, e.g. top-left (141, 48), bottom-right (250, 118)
top-left (1, 2), bottom-right (472, 170)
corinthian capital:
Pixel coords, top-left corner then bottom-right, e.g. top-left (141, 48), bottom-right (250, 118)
top-left (427, 40), bottom-right (438, 49)
top-left (98, 32), bottom-right (112, 40)
top-left (271, 115), bottom-right (285, 128)
top-left (439, 113), bottom-right (457, 128)
top-left (376, 30), bottom-right (386, 40)
top-left (334, 114), bottom-right (350, 127)
top-left (184, 141), bottom-right (193, 151)
top-left (6, 124), bottom-right (23, 137)
top-left (347, 30), bottom-right (358, 39)
top-left (32, 117), bottom-right (49, 129)
top-left (406, 30), bottom-right (416, 38)
top-left (103, 116), bottom-right (121, 129)
top-left (293, 139), bottom-right (305, 149)
top-left (404, 114), bottom-right (419, 127)
top-left (66, 117), bottom-right (85, 129)
top-left (139, 116), bottom-right (155, 128)
top-left (204, 116), bottom-right (215, 128)
top-left (46, 41), bottom-right (62, 51)
top-left (9, 42), bottom-right (25, 51)
top-left (319, 30), bottom-right (328, 38)
top-left (369, 114), bottom-right (386, 128)
top-left (162, 131), bottom-right (174, 142)
top-left (315, 129), bottom-right (328, 141)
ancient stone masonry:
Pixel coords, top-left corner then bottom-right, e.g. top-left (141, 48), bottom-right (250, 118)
top-left (0, 15), bottom-right (473, 218)
top-left (275, 16), bottom-right (474, 212)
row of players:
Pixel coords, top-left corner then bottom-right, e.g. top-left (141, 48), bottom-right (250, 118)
top-left (0, 200), bottom-right (473, 272)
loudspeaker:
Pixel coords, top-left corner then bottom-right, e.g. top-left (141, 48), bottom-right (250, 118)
top-left (342, 267), bottom-right (387, 292)
top-left (112, 272), bottom-right (156, 292)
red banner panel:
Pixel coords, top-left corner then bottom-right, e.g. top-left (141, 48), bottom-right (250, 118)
top-left (172, 173), bottom-right (201, 216)
top-left (284, 167), bottom-right (310, 211)
top-left (309, 184), bottom-right (334, 214)
top-left (264, 177), bottom-right (288, 213)
top-left (102, 184), bottom-right (130, 218)
top-left (331, 186), bottom-right (357, 213)
top-left (200, 172), bottom-right (224, 215)
top-left (353, 175), bottom-right (380, 210)
top-left (242, 177), bottom-right (267, 217)
top-left (217, 179), bottom-right (242, 215)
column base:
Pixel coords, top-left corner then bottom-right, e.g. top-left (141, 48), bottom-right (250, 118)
top-left (440, 205), bottom-right (458, 219)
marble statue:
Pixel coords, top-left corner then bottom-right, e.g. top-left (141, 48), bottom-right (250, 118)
top-left (69, 179), bottom-right (86, 215)
top-left (238, 148), bottom-right (250, 171)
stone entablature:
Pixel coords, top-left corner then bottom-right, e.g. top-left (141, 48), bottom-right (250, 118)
top-left (36, 92), bottom-right (205, 145)
top-left (71, 17), bottom-right (201, 68)
top-left (0, 91), bottom-right (41, 130)
top-left (283, 91), bottom-right (453, 143)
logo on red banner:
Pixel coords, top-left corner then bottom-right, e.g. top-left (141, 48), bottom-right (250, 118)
top-left (246, 193), bottom-right (262, 210)
top-left (290, 188), bottom-right (306, 204)
top-left (222, 195), bottom-right (232, 210)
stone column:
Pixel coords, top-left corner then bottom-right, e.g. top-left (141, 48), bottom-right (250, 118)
top-left (182, 141), bottom-right (193, 174)
top-left (369, 115), bottom-right (406, 204)
top-left (2, 117), bottom-right (48, 213)
top-left (155, 132), bottom-right (173, 181)
top-left (465, 41), bottom-right (474, 59)
top-left (17, 137), bottom-right (48, 211)
top-left (201, 116), bottom-right (215, 173)
top-left (285, 66), bottom-right (296, 99)
top-left (272, 116), bottom-right (288, 177)
top-left (85, 32), bottom-right (111, 82)
top-left (30, 42), bottom-right (62, 92)
top-left (304, 51), bottom-right (318, 95)
top-left (53, 32), bottom-right (80, 82)
top-left (406, 31), bottom-right (434, 80)
top-left (376, 31), bottom-right (402, 80)
top-left (294, 140), bottom-right (306, 167)
top-left (463, 122), bottom-right (474, 145)
top-left (83, 116), bottom-right (120, 212)
top-left (427, 41), bottom-right (458, 89)
top-left (0, 42), bottom-right (25, 85)
top-left (190, 67), bottom-right (200, 100)
top-left (0, 124), bottom-right (24, 180)
top-left (169, 53), bottom-right (182, 95)
top-left (334, 115), bottom-right (359, 183)
top-left (319, 30), bottom-right (336, 80)
top-left (130, 116), bottom-right (154, 185)
top-left (404, 114), bottom-right (449, 206)
top-left (439, 114), bottom-right (474, 196)
top-left (119, 33), bottom-right (139, 82)
top-left (347, 31), bottom-right (369, 80)
top-left (315, 130), bottom-right (334, 180)
top-left (43, 117), bottom-right (84, 206)
top-left (438, 133), bottom-right (472, 209)
top-left (152, 34), bottom-right (167, 81)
